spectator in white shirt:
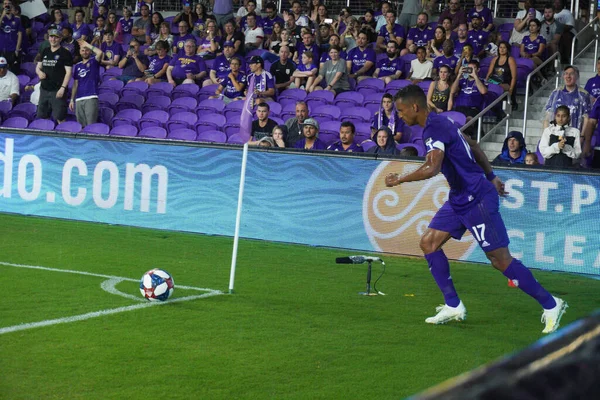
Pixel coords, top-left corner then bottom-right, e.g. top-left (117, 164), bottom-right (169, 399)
top-left (244, 12), bottom-right (264, 52)
top-left (0, 57), bottom-right (19, 105)
top-left (408, 46), bottom-right (433, 83)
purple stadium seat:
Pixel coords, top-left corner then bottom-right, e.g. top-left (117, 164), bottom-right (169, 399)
top-left (168, 128), bottom-right (197, 141)
top-left (82, 122), bottom-right (110, 135)
top-left (340, 107), bottom-right (371, 123)
top-left (115, 94), bottom-right (145, 112)
top-left (409, 125), bottom-right (424, 143)
top-left (28, 119), bottom-right (56, 130)
top-left (225, 113), bottom-right (241, 125)
top-left (306, 90), bottom-right (334, 108)
top-left (17, 74), bottom-right (30, 91)
top-left (139, 126), bottom-right (168, 139)
top-left (265, 101), bottom-right (282, 117)
top-left (416, 80), bottom-right (432, 94)
top-left (98, 92), bottom-right (119, 109)
top-left (318, 132), bottom-right (338, 146)
top-left (195, 113), bottom-right (227, 130)
top-left (313, 115), bottom-right (333, 125)
top-left (146, 81), bottom-right (174, 98)
top-left (354, 122), bottom-right (372, 137)
top-left (8, 103), bottom-right (37, 121)
top-left (196, 130), bottom-right (227, 143)
top-left (223, 100), bottom-right (245, 119)
top-left (120, 81), bottom-right (149, 97)
top-left (20, 62), bottom-right (37, 78)
top-left (511, 45), bottom-right (521, 59)
top-left (223, 123), bottom-right (240, 137)
top-left (278, 88), bottom-right (307, 103)
top-left (385, 79), bottom-right (412, 94)
top-left (0, 100), bottom-right (12, 119)
top-left (334, 91), bottom-right (364, 107)
top-left (2, 116), bottom-right (28, 128)
top-left (312, 104), bottom-right (341, 120)
top-left (320, 120), bottom-right (341, 135)
top-left (487, 83), bottom-right (504, 97)
top-left (356, 78), bottom-right (385, 93)
top-left (227, 133), bottom-right (248, 144)
top-left (166, 111), bottom-right (198, 132)
top-left (440, 111), bottom-right (467, 127)
top-left (361, 140), bottom-right (376, 151)
top-left (271, 116), bottom-right (284, 125)
top-left (139, 110), bottom-right (169, 129)
top-left (101, 67), bottom-right (123, 81)
top-left (98, 79), bottom-right (124, 95)
top-left (99, 107), bottom-right (115, 126)
top-left (400, 54), bottom-right (416, 77)
top-left (142, 95), bottom-right (171, 113)
top-left (112, 109), bottom-right (142, 127)
top-left (168, 97), bottom-right (198, 116)
top-left (198, 84), bottom-right (219, 102)
top-left (56, 121), bottom-right (83, 132)
top-left (172, 83), bottom-right (200, 99)
top-left (196, 98), bottom-right (226, 114)
top-left (110, 124), bottom-right (138, 137)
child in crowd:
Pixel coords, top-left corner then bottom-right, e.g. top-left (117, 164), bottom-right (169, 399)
top-left (524, 153), bottom-right (540, 165)
top-left (538, 105), bottom-right (582, 167)
top-left (485, 31), bottom-right (499, 58)
top-left (292, 51), bottom-right (318, 90)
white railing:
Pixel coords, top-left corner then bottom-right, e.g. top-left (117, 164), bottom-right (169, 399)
top-left (460, 91), bottom-right (509, 142)
top-left (570, 16), bottom-right (599, 66)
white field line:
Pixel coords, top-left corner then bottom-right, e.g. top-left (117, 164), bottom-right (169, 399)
top-left (0, 261), bottom-right (225, 335)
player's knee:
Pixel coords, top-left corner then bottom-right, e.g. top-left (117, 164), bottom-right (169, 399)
top-left (419, 234), bottom-right (435, 254)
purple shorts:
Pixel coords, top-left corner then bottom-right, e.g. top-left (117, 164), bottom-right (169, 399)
top-left (429, 189), bottom-right (510, 252)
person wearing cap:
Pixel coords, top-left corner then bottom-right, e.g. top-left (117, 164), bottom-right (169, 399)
top-left (36, 28), bottom-right (73, 124)
top-left (466, 14), bottom-right (489, 58)
top-left (0, 56), bottom-right (18, 105)
top-left (205, 40), bottom-right (246, 87)
top-left (211, 55), bottom-right (246, 103)
top-left (492, 131), bottom-right (528, 165)
top-left (245, 55), bottom-right (275, 104)
top-left (244, 12), bottom-right (264, 53)
top-left (467, 0), bottom-right (494, 32)
top-left (220, 19), bottom-right (245, 56)
top-left (0, 0), bottom-right (22, 74)
top-left (293, 118), bottom-right (327, 150)
top-left (70, 39), bottom-right (103, 127)
top-left (327, 121), bottom-right (364, 152)
top-left (401, 12), bottom-right (433, 56)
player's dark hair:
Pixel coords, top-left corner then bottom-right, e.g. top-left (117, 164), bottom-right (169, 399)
top-left (340, 121), bottom-right (355, 134)
top-left (394, 85), bottom-right (428, 109)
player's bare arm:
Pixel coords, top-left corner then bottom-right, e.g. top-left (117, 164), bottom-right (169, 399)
top-left (385, 149), bottom-right (443, 187)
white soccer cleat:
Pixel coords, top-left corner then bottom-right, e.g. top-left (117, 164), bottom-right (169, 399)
top-left (425, 301), bottom-right (467, 324)
top-left (541, 297), bottom-right (568, 334)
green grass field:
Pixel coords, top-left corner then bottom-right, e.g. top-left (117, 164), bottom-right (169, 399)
top-left (1, 213), bottom-right (599, 399)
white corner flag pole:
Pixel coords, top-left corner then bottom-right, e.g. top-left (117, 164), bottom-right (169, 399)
top-left (229, 143), bottom-right (249, 294)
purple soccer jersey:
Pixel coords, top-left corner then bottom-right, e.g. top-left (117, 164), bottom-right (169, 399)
top-left (407, 26), bottom-right (434, 47)
top-left (261, 15), bottom-right (284, 35)
top-left (212, 55), bottom-right (246, 80)
top-left (296, 42), bottom-right (320, 63)
top-left (118, 17), bottom-right (133, 33)
top-left (73, 23), bottom-right (91, 40)
top-left (101, 41), bottom-right (121, 62)
top-left (453, 39), bottom-right (468, 58)
top-left (467, 7), bottom-right (494, 27)
top-left (377, 56), bottom-right (405, 77)
top-left (170, 54), bottom-right (206, 79)
top-left (327, 141), bottom-right (364, 152)
top-left (434, 55), bottom-right (459, 71)
top-left (467, 29), bottom-right (489, 55)
top-left (148, 54), bottom-right (172, 75)
top-left (297, 62), bottom-right (317, 73)
top-left (455, 78), bottom-right (486, 108)
top-left (249, 70), bottom-right (276, 96)
top-left (544, 86), bottom-right (591, 131)
top-left (347, 46), bottom-right (377, 75)
top-left (294, 138), bottom-right (327, 150)
top-left (378, 24), bottom-right (406, 45)
top-left (0, 15), bottom-right (21, 52)
top-left (585, 75), bottom-right (600, 98)
top-left (173, 33), bottom-right (196, 56)
top-left (522, 35), bottom-right (546, 55)
top-left (221, 72), bottom-right (246, 98)
top-left (73, 58), bottom-right (101, 99)
top-left (423, 112), bottom-right (495, 214)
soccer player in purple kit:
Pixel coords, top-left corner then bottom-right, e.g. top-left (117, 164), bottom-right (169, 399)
top-left (385, 85), bottom-right (568, 333)
top-left (70, 38), bottom-right (102, 127)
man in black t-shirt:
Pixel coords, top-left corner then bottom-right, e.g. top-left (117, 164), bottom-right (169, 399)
top-left (36, 28), bottom-right (73, 124)
top-left (251, 103), bottom-right (278, 140)
top-left (269, 46), bottom-right (296, 93)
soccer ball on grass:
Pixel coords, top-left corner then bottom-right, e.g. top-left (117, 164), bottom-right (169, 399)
top-left (140, 268), bottom-right (174, 301)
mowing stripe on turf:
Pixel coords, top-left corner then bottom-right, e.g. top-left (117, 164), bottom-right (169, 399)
top-left (0, 261), bottom-right (225, 335)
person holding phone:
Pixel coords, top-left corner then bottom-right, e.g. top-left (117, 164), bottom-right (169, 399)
top-left (115, 38), bottom-right (149, 83)
top-left (449, 59), bottom-right (488, 138)
top-left (511, 0), bottom-right (543, 45)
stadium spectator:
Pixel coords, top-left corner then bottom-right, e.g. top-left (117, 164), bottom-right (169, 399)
top-left (397, 0), bottom-right (423, 31)
top-left (319, 34), bottom-right (345, 66)
top-left (327, 121), bottom-right (364, 152)
top-left (105, 12), bottom-right (118, 35)
top-left (244, 12), bottom-right (264, 53)
top-left (220, 19), bottom-right (245, 56)
top-left (46, 8), bottom-right (70, 34)
top-left (485, 41), bottom-right (518, 110)
top-left (145, 12), bottom-right (164, 46)
top-left (521, 19), bottom-right (546, 84)
top-left (68, 0), bottom-right (91, 24)
top-left (453, 23), bottom-right (469, 58)
top-left (289, 0), bottom-right (310, 27)
top-left (307, 0), bottom-right (320, 23)
top-left (262, 2), bottom-right (285, 36)
top-left (116, 39), bottom-right (148, 83)
top-left (234, 0), bottom-right (250, 23)
top-left (245, 55), bottom-right (275, 104)
top-left (134, 0), bottom-right (154, 15)
top-left (429, 26), bottom-right (447, 59)
top-left (581, 97), bottom-right (600, 168)
top-left (442, 17), bottom-right (457, 42)
top-left (375, 2), bottom-right (391, 32)
top-left (553, 0), bottom-right (576, 63)
top-left (467, 0), bottom-right (494, 31)
top-left (540, 4), bottom-right (564, 58)
top-left (525, 152), bottom-right (540, 165)
top-left (0, 56), bottom-right (18, 105)
top-left (167, 39), bottom-right (206, 86)
top-left (72, 9), bottom-right (90, 42)
top-left (145, 22), bottom-right (174, 57)
top-left (191, 3), bottom-right (209, 37)
top-left (211, 0), bottom-right (234, 28)
top-left (584, 57), bottom-right (600, 101)
top-left (539, 105), bottom-right (582, 167)
top-left (211, 56), bottom-right (246, 103)
top-left (408, 46), bottom-right (433, 83)
top-left (376, 10), bottom-right (405, 53)
top-left (454, 43), bottom-right (475, 77)
top-left (13, 4), bottom-right (31, 54)
top-left (438, 0), bottom-right (467, 32)
top-left (294, 31), bottom-right (319, 65)
top-left (0, 0), bottom-right (22, 74)
top-left (70, 39), bottom-right (102, 127)
top-left (433, 40), bottom-right (459, 78)
top-left (359, 11), bottom-right (378, 44)
top-left (283, 8), bottom-right (303, 42)
top-left (269, 45), bottom-right (295, 92)
top-left (371, 93), bottom-right (406, 142)
top-left (36, 28), bottom-right (73, 124)
top-left (367, 127), bottom-right (399, 155)
top-left (251, 103), bottom-right (278, 141)
top-left (132, 4), bottom-right (151, 43)
top-left (100, 31), bottom-right (121, 70)
top-left (467, 14), bottom-right (488, 58)
top-left (90, 15), bottom-right (105, 47)
top-left (115, 7), bottom-right (133, 44)
top-left (271, 125), bottom-right (287, 148)
top-left (402, 12), bottom-right (433, 56)
top-left (292, 51), bottom-right (317, 90)
top-left (347, 31), bottom-right (376, 82)
top-left (173, 21), bottom-right (194, 56)
top-left (197, 19), bottom-right (220, 59)
top-left (240, 1), bottom-right (261, 31)
top-left (294, 117), bottom-right (327, 150)
top-left (140, 40), bottom-right (171, 84)
top-left (427, 65), bottom-right (452, 113)
top-left (93, 3), bottom-right (108, 21)
top-left (511, 0), bottom-right (543, 45)
top-left (264, 21), bottom-right (283, 53)
top-left (373, 41), bottom-right (404, 83)
top-left (173, 2), bottom-right (194, 31)
top-left (285, 101), bottom-right (309, 146)
top-left (492, 130), bottom-right (528, 165)
top-left (543, 66), bottom-right (591, 131)
top-left (206, 40), bottom-right (243, 87)
top-left (315, 6), bottom-right (331, 33)
top-left (61, 27), bottom-right (81, 63)
top-left (308, 45), bottom-right (349, 94)
top-left (449, 60), bottom-right (488, 135)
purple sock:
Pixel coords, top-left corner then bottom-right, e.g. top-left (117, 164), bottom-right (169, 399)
top-left (503, 258), bottom-right (556, 309)
top-left (425, 250), bottom-right (460, 307)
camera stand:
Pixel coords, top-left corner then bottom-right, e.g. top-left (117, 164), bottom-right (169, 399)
top-left (359, 261), bottom-right (379, 296)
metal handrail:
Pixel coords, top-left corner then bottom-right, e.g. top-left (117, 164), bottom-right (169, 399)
top-left (460, 91), bottom-right (509, 143)
top-left (520, 52), bottom-right (561, 139)
top-left (570, 16), bottom-right (599, 66)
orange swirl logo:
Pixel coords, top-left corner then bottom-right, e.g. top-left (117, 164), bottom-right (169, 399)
top-left (363, 161), bottom-right (477, 260)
